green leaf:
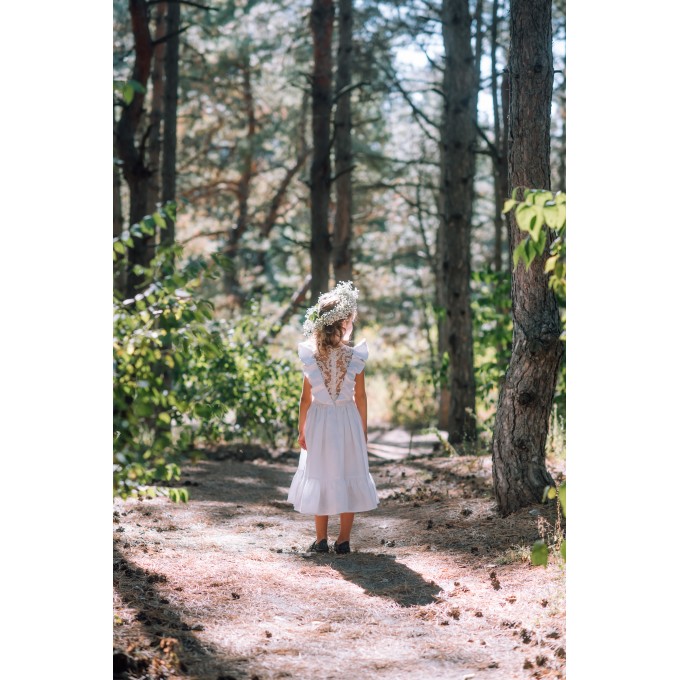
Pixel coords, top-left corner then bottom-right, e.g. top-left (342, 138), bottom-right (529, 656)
top-left (516, 205), bottom-right (545, 241)
top-left (532, 190), bottom-right (553, 207)
top-left (140, 216), bottom-right (156, 235)
top-left (545, 254), bottom-right (558, 274)
top-left (113, 240), bottom-right (126, 255)
top-left (502, 199), bottom-right (517, 214)
top-left (153, 212), bottom-right (167, 229)
top-left (122, 82), bottom-right (135, 105)
top-left (558, 482), bottom-right (566, 516)
top-left (547, 486), bottom-right (557, 500)
top-left (513, 238), bottom-right (527, 269)
top-left (158, 412), bottom-right (171, 425)
top-left (531, 540), bottom-right (549, 567)
top-left (544, 202), bottom-right (566, 229)
top-left (554, 192), bottom-right (566, 205)
top-left (560, 539), bottom-right (566, 561)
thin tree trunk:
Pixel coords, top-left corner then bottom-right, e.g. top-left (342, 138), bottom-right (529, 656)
top-left (557, 69), bottom-right (566, 193)
top-left (161, 0), bottom-right (179, 246)
top-left (310, 0), bottom-right (334, 299)
top-left (332, 0), bottom-right (353, 284)
top-left (114, 102), bottom-right (126, 297)
top-left (491, 0), bottom-right (564, 516)
top-left (147, 2), bottom-right (167, 214)
top-left (439, 0), bottom-right (478, 443)
top-left (223, 50), bottom-right (255, 302)
top-left (490, 0), bottom-right (508, 273)
top-left (117, 0), bottom-right (154, 299)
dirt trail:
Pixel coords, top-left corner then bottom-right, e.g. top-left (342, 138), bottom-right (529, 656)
top-left (113, 431), bottom-right (566, 680)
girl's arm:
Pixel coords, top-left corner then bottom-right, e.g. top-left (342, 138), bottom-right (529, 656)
top-left (298, 376), bottom-right (312, 450)
top-left (354, 370), bottom-right (368, 442)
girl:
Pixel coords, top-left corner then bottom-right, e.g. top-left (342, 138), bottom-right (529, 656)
top-left (287, 281), bottom-right (379, 554)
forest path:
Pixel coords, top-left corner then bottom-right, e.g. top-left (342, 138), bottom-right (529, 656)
top-left (113, 433), bottom-right (566, 680)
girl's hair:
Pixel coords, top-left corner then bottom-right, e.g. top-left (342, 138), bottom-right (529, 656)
top-left (313, 293), bottom-right (353, 356)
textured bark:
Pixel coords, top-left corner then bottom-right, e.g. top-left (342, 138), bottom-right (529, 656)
top-left (332, 0), bottom-right (353, 284)
top-left (147, 2), bottom-right (167, 214)
top-left (439, 0), bottom-right (478, 443)
top-left (161, 0), bottom-right (179, 246)
top-left (491, 0), bottom-right (564, 516)
top-left (223, 51), bottom-right (255, 301)
top-left (490, 0), bottom-right (509, 273)
top-left (116, 0), bottom-right (154, 299)
top-left (114, 112), bottom-right (126, 296)
top-left (309, 0), bottom-right (334, 299)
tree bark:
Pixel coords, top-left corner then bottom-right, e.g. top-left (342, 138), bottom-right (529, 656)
top-left (114, 101), bottom-right (126, 297)
top-left (116, 0), bottom-right (155, 299)
top-left (332, 0), bottom-right (353, 284)
top-left (439, 0), bottom-right (478, 443)
top-left (147, 2), bottom-right (167, 214)
top-left (490, 0), bottom-right (509, 273)
top-left (223, 50), bottom-right (255, 301)
top-left (491, 0), bottom-right (564, 516)
top-left (309, 0), bottom-right (335, 299)
top-left (161, 0), bottom-right (180, 246)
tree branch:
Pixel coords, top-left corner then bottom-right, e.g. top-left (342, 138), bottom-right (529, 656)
top-left (147, 0), bottom-right (218, 11)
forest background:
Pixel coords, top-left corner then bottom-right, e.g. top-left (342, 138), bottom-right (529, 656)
top-left (2, 2), bottom-right (679, 679)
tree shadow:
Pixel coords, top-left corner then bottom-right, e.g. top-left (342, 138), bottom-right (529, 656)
top-left (297, 552), bottom-right (441, 607)
top-left (113, 544), bottom-right (247, 679)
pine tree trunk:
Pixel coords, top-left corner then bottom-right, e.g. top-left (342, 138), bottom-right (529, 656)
top-left (310, 0), bottom-right (334, 299)
top-left (117, 0), bottom-right (154, 299)
top-left (161, 0), bottom-right (179, 246)
top-left (439, 0), bottom-right (478, 443)
top-left (147, 2), bottom-right (167, 214)
top-left (491, 0), bottom-right (564, 516)
top-left (114, 103), bottom-right (126, 297)
top-left (332, 0), bottom-right (353, 284)
top-left (223, 51), bottom-right (255, 302)
top-left (490, 0), bottom-right (509, 273)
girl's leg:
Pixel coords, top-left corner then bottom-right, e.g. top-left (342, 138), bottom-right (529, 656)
top-left (315, 515), bottom-right (329, 541)
top-left (337, 512), bottom-right (355, 544)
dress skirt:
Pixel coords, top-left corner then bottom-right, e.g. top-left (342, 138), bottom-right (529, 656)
top-left (287, 400), bottom-right (379, 515)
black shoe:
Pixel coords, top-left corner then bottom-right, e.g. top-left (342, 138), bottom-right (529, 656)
top-left (309, 538), bottom-right (329, 553)
top-left (334, 540), bottom-right (351, 554)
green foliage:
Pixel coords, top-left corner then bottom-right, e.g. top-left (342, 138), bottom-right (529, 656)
top-left (471, 267), bottom-right (513, 437)
top-left (113, 215), bottom-right (299, 500)
top-left (531, 481), bottom-right (567, 567)
top-left (505, 189), bottom-right (566, 308)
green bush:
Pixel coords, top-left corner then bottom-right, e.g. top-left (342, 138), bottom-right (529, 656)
top-left (471, 267), bottom-right (513, 436)
top-left (113, 214), bottom-right (299, 500)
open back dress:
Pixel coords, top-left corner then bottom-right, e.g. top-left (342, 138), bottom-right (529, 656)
top-left (287, 338), bottom-right (379, 515)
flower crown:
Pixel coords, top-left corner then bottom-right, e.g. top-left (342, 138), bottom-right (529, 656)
top-left (302, 281), bottom-right (359, 337)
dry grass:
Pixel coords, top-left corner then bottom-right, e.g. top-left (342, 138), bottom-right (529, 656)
top-left (113, 447), bottom-right (566, 680)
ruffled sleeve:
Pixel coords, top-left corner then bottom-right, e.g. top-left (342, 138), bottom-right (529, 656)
top-left (297, 340), bottom-right (326, 399)
top-left (347, 338), bottom-right (369, 378)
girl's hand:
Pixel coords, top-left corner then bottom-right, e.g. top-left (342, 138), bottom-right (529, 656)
top-left (298, 432), bottom-right (307, 450)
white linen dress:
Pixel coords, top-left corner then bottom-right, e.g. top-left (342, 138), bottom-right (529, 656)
top-left (287, 338), bottom-right (379, 515)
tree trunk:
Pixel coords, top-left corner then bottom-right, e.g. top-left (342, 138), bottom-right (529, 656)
top-left (114, 104), bottom-right (126, 297)
top-left (491, 0), bottom-right (564, 516)
top-left (161, 0), bottom-right (179, 246)
top-left (310, 0), bottom-right (335, 299)
top-left (223, 50), bottom-right (255, 302)
top-left (556, 69), bottom-right (566, 193)
top-left (147, 2), bottom-right (167, 214)
top-left (439, 0), bottom-right (478, 444)
top-left (332, 0), bottom-right (353, 284)
top-left (490, 0), bottom-right (509, 273)
top-left (116, 0), bottom-right (154, 299)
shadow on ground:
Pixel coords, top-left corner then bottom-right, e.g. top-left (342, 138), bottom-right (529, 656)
top-left (297, 552), bottom-right (441, 607)
top-left (113, 544), bottom-right (247, 680)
